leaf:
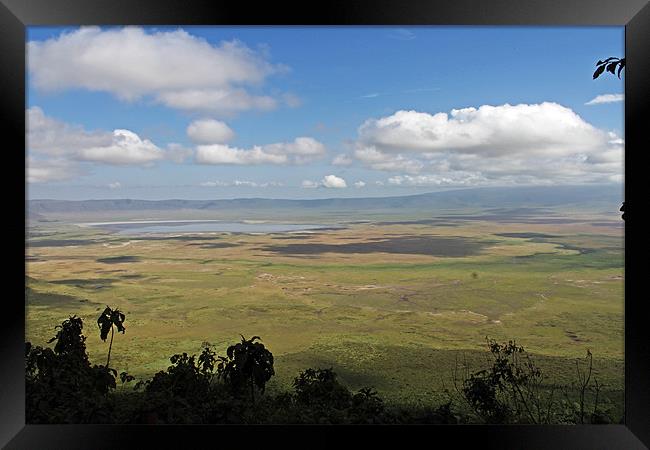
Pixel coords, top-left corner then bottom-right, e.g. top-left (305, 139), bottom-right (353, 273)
top-left (617, 59), bottom-right (625, 78)
top-left (606, 62), bottom-right (617, 74)
top-left (598, 57), bottom-right (618, 64)
top-left (592, 64), bottom-right (606, 79)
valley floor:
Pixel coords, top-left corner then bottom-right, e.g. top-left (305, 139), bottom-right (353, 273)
top-left (26, 209), bottom-right (624, 415)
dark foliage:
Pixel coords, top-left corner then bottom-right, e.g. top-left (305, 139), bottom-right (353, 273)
top-left (216, 335), bottom-right (274, 403)
top-left (97, 306), bottom-right (126, 369)
top-left (97, 306), bottom-right (125, 341)
top-left (620, 202), bottom-right (625, 221)
top-left (293, 368), bottom-right (351, 408)
top-left (26, 316), bottom-right (117, 423)
top-left (48, 315), bottom-right (87, 357)
top-left (593, 57), bottom-right (625, 79)
top-left (132, 343), bottom-right (245, 424)
top-left (453, 338), bottom-right (616, 424)
top-left (287, 367), bottom-right (383, 423)
top-left (25, 316), bottom-right (620, 424)
top-left (119, 371), bottom-right (135, 386)
top-left (249, 367), bottom-right (389, 424)
top-left (387, 401), bottom-right (461, 424)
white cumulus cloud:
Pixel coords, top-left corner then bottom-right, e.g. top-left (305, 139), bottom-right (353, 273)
top-left (301, 176), bottom-right (347, 189)
top-left (159, 89), bottom-right (277, 115)
top-left (353, 102), bottom-right (623, 185)
top-left (76, 129), bottom-right (165, 165)
top-left (187, 119), bottom-right (235, 144)
top-left (28, 27), bottom-right (288, 115)
top-left (26, 107), bottom-right (177, 183)
top-left (27, 107), bottom-right (166, 166)
top-left (27, 157), bottom-right (83, 183)
top-left (195, 137), bottom-right (326, 165)
top-left (322, 175), bottom-right (347, 188)
top-left (27, 106), bottom-right (111, 156)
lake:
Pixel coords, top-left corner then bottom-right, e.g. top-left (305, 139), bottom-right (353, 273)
top-left (79, 220), bottom-right (341, 234)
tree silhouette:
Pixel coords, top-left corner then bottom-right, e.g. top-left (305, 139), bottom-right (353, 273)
top-left (26, 316), bottom-right (117, 423)
top-left (97, 306), bottom-right (126, 369)
top-left (217, 335), bottom-right (275, 403)
top-left (593, 57), bottom-right (625, 79)
top-left (48, 315), bottom-right (87, 362)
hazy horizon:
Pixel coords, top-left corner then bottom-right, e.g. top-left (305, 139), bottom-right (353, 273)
top-left (27, 182), bottom-right (624, 202)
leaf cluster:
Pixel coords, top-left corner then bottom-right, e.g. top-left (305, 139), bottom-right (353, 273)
top-left (97, 306), bottom-right (125, 341)
top-left (216, 335), bottom-right (274, 401)
top-left (593, 57), bottom-right (625, 79)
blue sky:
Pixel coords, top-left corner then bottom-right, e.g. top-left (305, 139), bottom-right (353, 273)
top-left (26, 26), bottom-right (624, 200)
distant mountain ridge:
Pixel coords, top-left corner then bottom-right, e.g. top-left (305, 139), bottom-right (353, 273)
top-left (29, 185), bottom-right (622, 215)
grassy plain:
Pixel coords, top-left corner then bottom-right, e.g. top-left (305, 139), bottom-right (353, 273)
top-left (26, 208), bottom-right (624, 415)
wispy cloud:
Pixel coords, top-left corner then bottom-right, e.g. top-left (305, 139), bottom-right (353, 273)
top-left (360, 87), bottom-right (439, 100)
top-left (332, 154), bottom-right (353, 166)
top-left (387, 29), bottom-right (416, 41)
top-left (200, 180), bottom-right (283, 188)
top-left (402, 87), bottom-right (441, 94)
top-left (585, 94), bottom-right (624, 105)
top-left (301, 180), bottom-right (319, 189)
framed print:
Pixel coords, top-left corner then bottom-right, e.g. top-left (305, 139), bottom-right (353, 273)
top-left (2, 0), bottom-right (648, 448)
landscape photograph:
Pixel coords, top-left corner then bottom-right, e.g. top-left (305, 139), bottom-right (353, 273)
top-left (25, 26), bottom-right (624, 424)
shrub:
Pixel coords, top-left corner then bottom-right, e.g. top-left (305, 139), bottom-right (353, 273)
top-left (217, 335), bottom-right (275, 403)
top-left (133, 343), bottom-right (239, 424)
top-left (25, 316), bottom-right (117, 423)
top-left (454, 338), bottom-right (615, 424)
top-left (289, 367), bottom-right (387, 424)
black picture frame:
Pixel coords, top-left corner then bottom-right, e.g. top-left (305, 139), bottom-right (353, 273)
top-left (2, 0), bottom-right (647, 448)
